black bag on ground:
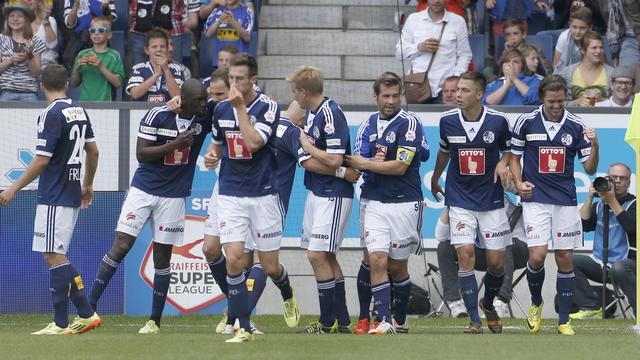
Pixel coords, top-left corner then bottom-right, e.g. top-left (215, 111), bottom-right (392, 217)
top-left (406, 283), bottom-right (431, 315)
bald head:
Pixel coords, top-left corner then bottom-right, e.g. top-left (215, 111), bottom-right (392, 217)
top-left (283, 100), bottom-right (305, 127)
top-left (182, 79), bottom-right (207, 99)
top-left (180, 79), bottom-right (208, 118)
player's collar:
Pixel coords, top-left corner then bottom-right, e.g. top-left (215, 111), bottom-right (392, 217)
top-left (378, 108), bottom-right (402, 123)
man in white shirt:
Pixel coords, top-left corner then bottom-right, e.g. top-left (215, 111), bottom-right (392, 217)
top-left (595, 66), bottom-right (635, 108)
top-left (395, 0), bottom-right (472, 103)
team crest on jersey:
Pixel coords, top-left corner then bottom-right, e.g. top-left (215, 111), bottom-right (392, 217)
top-left (483, 131), bottom-right (495, 144)
top-left (324, 122), bottom-right (335, 135)
top-left (375, 144), bottom-right (388, 161)
top-left (138, 8), bottom-right (147, 18)
top-left (226, 131), bottom-right (252, 159)
top-left (538, 147), bottom-right (565, 173)
top-left (191, 123), bottom-right (203, 135)
top-left (385, 131), bottom-right (396, 143)
top-left (160, 4), bottom-right (170, 14)
top-left (405, 130), bottom-right (416, 142)
top-left (313, 126), bottom-right (320, 139)
top-left (249, 115), bottom-right (257, 125)
top-left (560, 133), bottom-right (573, 146)
top-left (164, 144), bottom-right (191, 166)
top-left (265, 110), bottom-right (276, 123)
top-left (458, 148), bottom-right (485, 175)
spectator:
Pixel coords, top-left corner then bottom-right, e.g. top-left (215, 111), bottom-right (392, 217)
top-left (551, 0), bottom-right (606, 34)
top-left (204, 0), bottom-right (253, 68)
top-left (126, 29), bottom-right (184, 102)
top-left (70, 16), bottom-right (124, 101)
top-left (557, 31), bottom-right (614, 107)
top-left (596, 66), bottom-right (636, 107)
top-left (553, 7), bottom-right (592, 74)
top-left (63, 0), bottom-right (116, 71)
top-left (29, 0), bottom-right (57, 69)
top-left (129, 0), bottom-right (200, 66)
top-left (522, 44), bottom-right (546, 77)
top-left (483, 48), bottom-right (542, 105)
top-left (502, 19), bottom-right (552, 76)
top-left (486, 0), bottom-right (533, 46)
top-left (600, 0), bottom-right (640, 66)
top-left (441, 75), bottom-right (459, 105)
top-left (395, 0), bottom-right (472, 103)
top-left (0, 1), bottom-right (45, 101)
top-left (201, 44), bottom-right (237, 88)
top-left (199, 0), bottom-right (253, 20)
top-left (161, 28), bottom-right (192, 80)
top-left (572, 162), bottom-right (637, 319)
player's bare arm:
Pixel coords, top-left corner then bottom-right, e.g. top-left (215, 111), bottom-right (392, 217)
top-left (301, 157), bottom-right (360, 184)
top-left (345, 154), bottom-right (409, 176)
top-left (582, 127), bottom-right (599, 175)
top-left (162, 59), bottom-right (181, 99)
top-left (229, 84), bottom-right (264, 152)
top-left (509, 153), bottom-right (534, 198)
top-left (0, 155), bottom-right (50, 207)
top-left (430, 150), bottom-right (450, 201)
top-left (81, 141), bottom-right (100, 209)
top-left (204, 143), bottom-right (222, 169)
top-left (298, 131), bottom-right (343, 169)
top-left (494, 152), bottom-right (512, 188)
top-left (136, 130), bottom-right (194, 162)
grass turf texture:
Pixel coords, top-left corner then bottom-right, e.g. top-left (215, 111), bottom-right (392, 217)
top-left (1, 315), bottom-right (637, 359)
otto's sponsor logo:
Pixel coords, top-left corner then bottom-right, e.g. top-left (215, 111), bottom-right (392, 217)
top-left (257, 231), bottom-right (282, 239)
top-left (557, 230), bottom-right (581, 238)
top-left (538, 146), bottom-right (565, 174)
top-left (159, 225), bottom-right (184, 233)
top-left (485, 229), bottom-right (511, 238)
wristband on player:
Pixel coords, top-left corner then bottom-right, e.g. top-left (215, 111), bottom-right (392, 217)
top-left (335, 166), bottom-right (346, 178)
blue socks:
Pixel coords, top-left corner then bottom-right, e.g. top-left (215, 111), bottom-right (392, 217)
top-left (89, 254), bottom-right (120, 309)
top-left (371, 281), bottom-right (392, 323)
top-left (317, 278), bottom-right (336, 328)
top-left (458, 270), bottom-right (480, 324)
top-left (557, 271), bottom-right (576, 325)
top-left (527, 263), bottom-right (545, 306)
top-left (356, 262), bottom-right (371, 320)
top-left (272, 265), bottom-right (293, 301)
top-left (335, 278), bottom-right (351, 326)
top-left (483, 272), bottom-right (504, 310)
top-left (150, 267), bottom-right (170, 325)
top-left (208, 254), bottom-right (228, 296)
top-left (227, 272), bottom-right (251, 332)
top-left (50, 263), bottom-right (71, 328)
top-left (392, 277), bottom-right (412, 325)
top-left (68, 265), bottom-right (94, 318)
top-left (247, 264), bottom-right (268, 312)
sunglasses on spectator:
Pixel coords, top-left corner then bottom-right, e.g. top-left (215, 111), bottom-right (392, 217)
top-left (89, 27), bottom-right (111, 34)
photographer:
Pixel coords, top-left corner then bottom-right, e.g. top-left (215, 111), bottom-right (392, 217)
top-left (572, 163), bottom-right (636, 319)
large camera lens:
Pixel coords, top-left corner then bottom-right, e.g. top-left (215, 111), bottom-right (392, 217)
top-left (593, 176), bottom-right (612, 192)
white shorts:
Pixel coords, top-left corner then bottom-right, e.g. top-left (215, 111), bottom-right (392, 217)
top-left (203, 181), bottom-right (220, 236)
top-left (33, 205), bottom-right (79, 254)
top-left (449, 206), bottom-right (512, 251)
top-left (363, 201), bottom-right (423, 260)
top-left (521, 202), bottom-right (582, 250)
top-left (116, 187), bottom-right (186, 245)
top-left (358, 198), bottom-right (369, 248)
top-left (218, 193), bottom-right (283, 252)
top-left (301, 192), bottom-right (353, 252)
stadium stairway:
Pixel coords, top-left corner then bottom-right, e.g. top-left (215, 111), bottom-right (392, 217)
top-left (257, 0), bottom-right (413, 105)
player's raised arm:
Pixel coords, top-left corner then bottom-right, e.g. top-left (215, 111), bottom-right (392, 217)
top-left (581, 127), bottom-right (599, 175)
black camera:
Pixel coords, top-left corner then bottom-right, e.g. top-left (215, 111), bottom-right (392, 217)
top-left (593, 176), bottom-right (613, 192)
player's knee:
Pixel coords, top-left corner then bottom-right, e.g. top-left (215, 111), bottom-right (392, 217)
top-left (554, 251), bottom-right (573, 270)
top-left (388, 260), bottom-right (408, 280)
top-left (261, 262), bottom-right (281, 278)
top-left (368, 252), bottom-right (388, 272)
top-left (457, 249), bottom-right (475, 270)
top-left (307, 251), bottom-right (328, 267)
top-left (110, 233), bottom-right (135, 261)
top-left (528, 252), bottom-right (546, 269)
top-left (202, 237), bottom-right (222, 262)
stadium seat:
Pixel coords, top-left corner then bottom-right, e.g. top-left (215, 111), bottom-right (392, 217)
top-left (113, 0), bottom-right (129, 31)
top-left (469, 34), bottom-right (485, 71)
top-left (527, 11), bottom-right (548, 35)
top-left (495, 34), bottom-right (553, 64)
top-left (199, 34), bottom-right (216, 80)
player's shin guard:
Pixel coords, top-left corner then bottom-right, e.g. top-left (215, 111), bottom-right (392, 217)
top-left (357, 262), bottom-right (372, 320)
top-left (247, 264), bottom-right (267, 312)
top-left (150, 267), bottom-right (170, 326)
top-left (335, 278), bottom-right (351, 326)
top-left (50, 263), bottom-right (72, 328)
top-left (392, 277), bottom-right (411, 325)
top-left (89, 254), bottom-right (120, 309)
top-left (208, 254), bottom-right (228, 296)
top-left (317, 279), bottom-right (336, 328)
top-left (272, 264), bottom-right (293, 301)
top-left (458, 271), bottom-right (481, 324)
top-left (483, 272), bottom-right (504, 310)
top-left (372, 281), bottom-right (392, 323)
top-left (526, 263), bottom-right (545, 306)
top-left (557, 271), bottom-right (576, 325)
top-left (68, 264), bottom-right (94, 318)
top-left (227, 273), bottom-right (251, 332)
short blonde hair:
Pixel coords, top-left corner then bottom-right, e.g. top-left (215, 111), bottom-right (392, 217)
top-left (286, 65), bottom-right (324, 95)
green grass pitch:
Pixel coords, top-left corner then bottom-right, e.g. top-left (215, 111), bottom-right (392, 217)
top-left (1, 314), bottom-right (638, 359)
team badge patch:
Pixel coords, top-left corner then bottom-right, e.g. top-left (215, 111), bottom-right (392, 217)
top-left (225, 131), bottom-right (252, 159)
top-left (160, 5), bottom-right (170, 14)
top-left (249, 115), bottom-right (257, 125)
top-left (405, 130), bottom-right (416, 142)
top-left (458, 148), bottom-right (485, 175)
top-left (483, 131), bottom-right (495, 144)
top-left (385, 131), bottom-right (396, 143)
top-left (538, 146), bottom-right (565, 173)
top-left (191, 123), bottom-right (203, 135)
top-left (313, 126), bottom-right (320, 139)
top-left (324, 122), bottom-right (335, 135)
top-left (264, 110), bottom-right (276, 123)
top-left (560, 133), bottom-right (573, 146)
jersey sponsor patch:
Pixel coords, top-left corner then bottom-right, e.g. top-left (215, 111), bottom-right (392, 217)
top-left (255, 122), bottom-right (272, 136)
top-left (324, 122), bottom-right (335, 135)
top-left (511, 138), bottom-right (525, 146)
top-left (264, 110), bottom-right (276, 123)
top-left (369, 134), bottom-right (377, 142)
top-left (164, 145), bottom-right (191, 166)
top-left (374, 143), bottom-right (388, 161)
top-left (526, 134), bottom-right (547, 141)
top-left (148, 94), bottom-right (166, 103)
top-left (157, 128), bottom-right (178, 137)
top-left (458, 148), bottom-right (485, 175)
top-left (276, 124), bottom-right (287, 138)
top-left (61, 107), bottom-right (87, 122)
top-left (580, 148), bottom-right (591, 157)
top-left (140, 126), bottom-right (157, 135)
top-left (538, 146), bottom-right (565, 173)
top-left (36, 138), bottom-right (47, 147)
top-left (447, 136), bottom-right (466, 144)
top-left (326, 139), bottom-right (341, 146)
top-left (219, 120), bottom-right (235, 128)
top-left (226, 131), bottom-right (252, 159)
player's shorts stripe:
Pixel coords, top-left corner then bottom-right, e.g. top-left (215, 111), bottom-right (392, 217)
top-left (329, 198), bottom-right (338, 253)
top-left (330, 197), bottom-right (342, 253)
top-left (415, 202), bottom-right (424, 255)
top-left (46, 205), bottom-right (55, 252)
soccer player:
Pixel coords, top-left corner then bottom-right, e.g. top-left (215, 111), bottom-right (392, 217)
top-left (430, 71), bottom-right (513, 334)
top-left (510, 74), bottom-right (599, 335)
top-left (208, 53), bottom-right (297, 343)
top-left (0, 64), bottom-right (101, 335)
top-left (345, 72), bottom-right (425, 335)
top-left (88, 79), bottom-right (210, 334)
top-left (288, 65), bottom-right (354, 334)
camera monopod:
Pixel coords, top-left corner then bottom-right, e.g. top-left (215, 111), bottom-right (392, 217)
top-left (601, 202), bottom-right (610, 320)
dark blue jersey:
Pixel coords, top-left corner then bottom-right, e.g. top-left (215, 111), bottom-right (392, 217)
top-left (35, 98), bottom-right (95, 207)
top-left (511, 105), bottom-right (592, 206)
top-left (126, 62), bottom-right (186, 103)
top-left (131, 106), bottom-right (212, 198)
top-left (273, 118), bottom-right (311, 214)
top-left (362, 110), bottom-right (424, 203)
top-left (303, 97), bottom-right (353, 198)
top-left (212, 94), bottom-right (280, 197)
top-left (439, 107), bottom-right (511, 211)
